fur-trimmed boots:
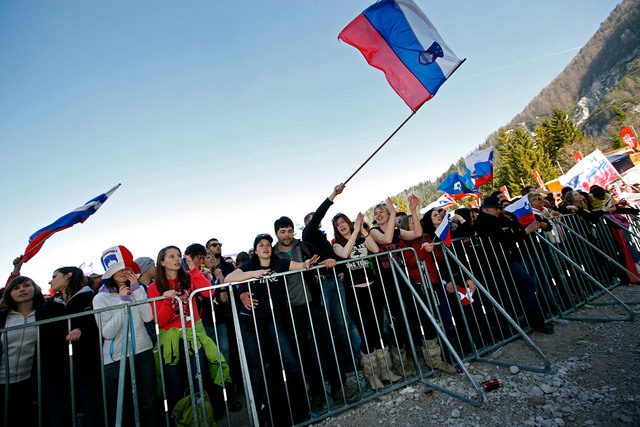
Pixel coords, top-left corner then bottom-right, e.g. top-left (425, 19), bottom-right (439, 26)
top-left (423, 339), bottom-right (458, 374)
top-left (361, 352), bottom-right (383, 390)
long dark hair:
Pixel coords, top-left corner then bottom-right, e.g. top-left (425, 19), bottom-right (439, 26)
top-left (155, 246), bottom-right (191, 294)
top-left (420, 208), bottom-right (439, 238)
top-left (0, 276), bottom-right (45, 312)
top-left (54, 267), bottom-right (88, 298)
top-left (332, 213), bottom-right (355, 247)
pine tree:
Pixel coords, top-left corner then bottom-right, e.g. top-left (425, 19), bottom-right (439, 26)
top-left (536, 107), bottom-right (585, 162)
top-left (495, 127), bottom-right (558, 196)
top-left (610, 106), bottom-right (627, 149)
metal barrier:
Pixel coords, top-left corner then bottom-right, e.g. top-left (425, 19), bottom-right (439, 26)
top-left (1, 212), bottom-right (638, 426)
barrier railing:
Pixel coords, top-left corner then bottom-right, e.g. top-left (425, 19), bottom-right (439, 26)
top-left (1, 213), bottom-right (638, 426)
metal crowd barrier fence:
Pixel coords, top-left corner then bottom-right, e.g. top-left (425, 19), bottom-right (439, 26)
top-left (0, 293), bottom-right (254, 427)
top-left (2, 211), bottom-right (638, 427)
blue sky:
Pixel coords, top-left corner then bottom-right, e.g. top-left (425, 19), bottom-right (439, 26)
top-left (0, 0), bottom-right (621, 289)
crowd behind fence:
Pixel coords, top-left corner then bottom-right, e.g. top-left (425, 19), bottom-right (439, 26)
top-left (1, 211), bottom-right (638, 427)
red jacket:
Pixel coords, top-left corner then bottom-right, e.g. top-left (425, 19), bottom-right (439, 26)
top-left (147, 268), bottom-right (213, 331)
top-left (400, 236), bottom-right (443, 284)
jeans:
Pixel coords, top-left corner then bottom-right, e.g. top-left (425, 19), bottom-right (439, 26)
top-left (320, 277), bottom-right (359, 369)
top-left (163, 344), bottom-right (211, 411)
top-left (509, 261), bottom-right (542, 326)
top-left (204, 323), bottom-right (240, 408)
top-left (104, 350), bottom-right (160, 427)
top-left (240, 316), bottom-right (307, 425)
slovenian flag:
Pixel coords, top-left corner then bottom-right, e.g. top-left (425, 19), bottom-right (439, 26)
top-left (437, 171), bottom-right (481, 200)
top-left (505, 196), bottom-right (536, 227)
top-left (465, 147), bottom-right (494, 189)
top-left (435, 210), bottom-right (452, 246)
top-left (339, 0), bottom-right (463, 111)
top-left (23, 184), bottom-right (120, 262)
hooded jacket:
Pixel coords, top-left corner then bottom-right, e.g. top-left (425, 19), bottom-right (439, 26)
top-left (92, 283), bottom-right (153, 364)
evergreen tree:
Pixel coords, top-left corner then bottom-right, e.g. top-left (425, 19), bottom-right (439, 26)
top-left (495, 127), bottom-right (558, 196)
top-left (536, 107), bottom-right (585, 162)
top-left (610, 106), bottom-right (627, 149)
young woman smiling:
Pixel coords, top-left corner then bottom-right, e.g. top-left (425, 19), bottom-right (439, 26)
top-left (0, 276), bottom-right (45, 427)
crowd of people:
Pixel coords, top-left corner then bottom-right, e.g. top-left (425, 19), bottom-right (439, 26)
top-left (0, 180), bottom-right (637, 427)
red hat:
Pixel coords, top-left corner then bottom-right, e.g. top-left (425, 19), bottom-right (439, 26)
top-left (101, 245), bottom-right (140, 280)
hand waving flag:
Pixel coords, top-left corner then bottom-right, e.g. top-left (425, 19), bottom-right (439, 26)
top-left (23, 184), bottom-right (120, 262)
top-left (339, 0), bottom-right (463, 111)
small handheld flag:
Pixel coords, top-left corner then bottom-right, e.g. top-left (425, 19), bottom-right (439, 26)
top-left (435, 210), bottom-right (452, 246)
top-left (339, 0), bottom-right (464, 111)
top-left (456, 284), bottom-right (474, 306)
top-left (23, 184), bottom-right (121, 262)
top-left (505, 196), bottom-right (536, 227)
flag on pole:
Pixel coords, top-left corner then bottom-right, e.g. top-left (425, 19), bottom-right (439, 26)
top-left (437, 171), bottom-right (480, 200)
top-left (420, 193), bottom-right (455, 214)
top-left (338, 0), bottom-right (463, 111)
top-left (23, 184), bottom-right (121, 262)
top-left (435, 210), bottom-right (452, 246)
top-left (505, 196), bottom-right (535, 227)
top-left (464, 147), bottom-right (494, 189)
top-left (499, 185), bottom-right (511, 201)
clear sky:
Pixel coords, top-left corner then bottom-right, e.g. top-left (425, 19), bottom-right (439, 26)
top-left (0, 0), bottom-right (621, 290)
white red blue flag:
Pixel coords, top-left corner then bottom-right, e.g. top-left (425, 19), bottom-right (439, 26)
top-left (435, 210), bottom-right (452, 246)
top-left (23, 184), bottom-right (120, 262)
top-left (339, 0), bottom-right (463, 111)
top-left (505, 196), bottom-right (536, 227)
top-left (456, 284), bottom-right (474, 306)
top-left (558, 149), bottom-right (620, 192)
top-left (464, 147), bottom-right (494, 189)
top-left (420, 193), bottom-right (455, 214)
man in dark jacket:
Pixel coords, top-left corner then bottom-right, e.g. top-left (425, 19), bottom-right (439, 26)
top-left (302, 184), bottom-right (359, 372)
top-left (273, 216), bottom-right (357, 409)
top-left (475, 196), bottom-right (554, 334)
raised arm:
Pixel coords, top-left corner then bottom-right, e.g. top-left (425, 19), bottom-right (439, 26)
top-left (398, 195), bottom-right (422, 241)
top-left (370, 197), bottom-right (397, 245)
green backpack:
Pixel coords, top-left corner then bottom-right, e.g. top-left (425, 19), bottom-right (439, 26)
top-left (171, 391), bottom-right (216, 427)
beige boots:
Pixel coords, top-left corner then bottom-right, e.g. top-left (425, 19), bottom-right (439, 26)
top-left (361, 347), bottom-right (403, 391)
top-left (421, 339), bottom-right (458, 374)
top-left (375, 347), bottom-right (402, 383)
top-left (361, 352), bottom-right (383, 390)
top-left (390, 346), bottom-right (417, 377)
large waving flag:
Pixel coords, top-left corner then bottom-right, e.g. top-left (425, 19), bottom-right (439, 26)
top-left (339, 0), bottom-right (463, 111)
top-left (23, 184), bottom-right (121, 262)
top-left (557, 149), bottom-right (620, 192)
top-left (505, 196), bottom-right (535, 227)
top-left (435, 211), bottom-right (452, 246)
top-left (437, 171), bottom-right (480, 200)
top-left (464, 147), bottom-right (494, 189)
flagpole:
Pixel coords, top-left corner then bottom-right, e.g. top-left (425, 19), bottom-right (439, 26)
top-left (343, 59), bottom-right (467, 185)
top-left (344, 110), bottom-right (417, 184)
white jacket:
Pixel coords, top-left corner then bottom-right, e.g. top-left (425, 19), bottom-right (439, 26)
top-left (0, 310), bottom-right (37, 384)
top-left (92, 285), bottom-right (153, 364)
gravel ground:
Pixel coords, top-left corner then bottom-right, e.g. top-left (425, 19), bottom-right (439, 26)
top-left (316, 284), bottom-right (640, 427)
